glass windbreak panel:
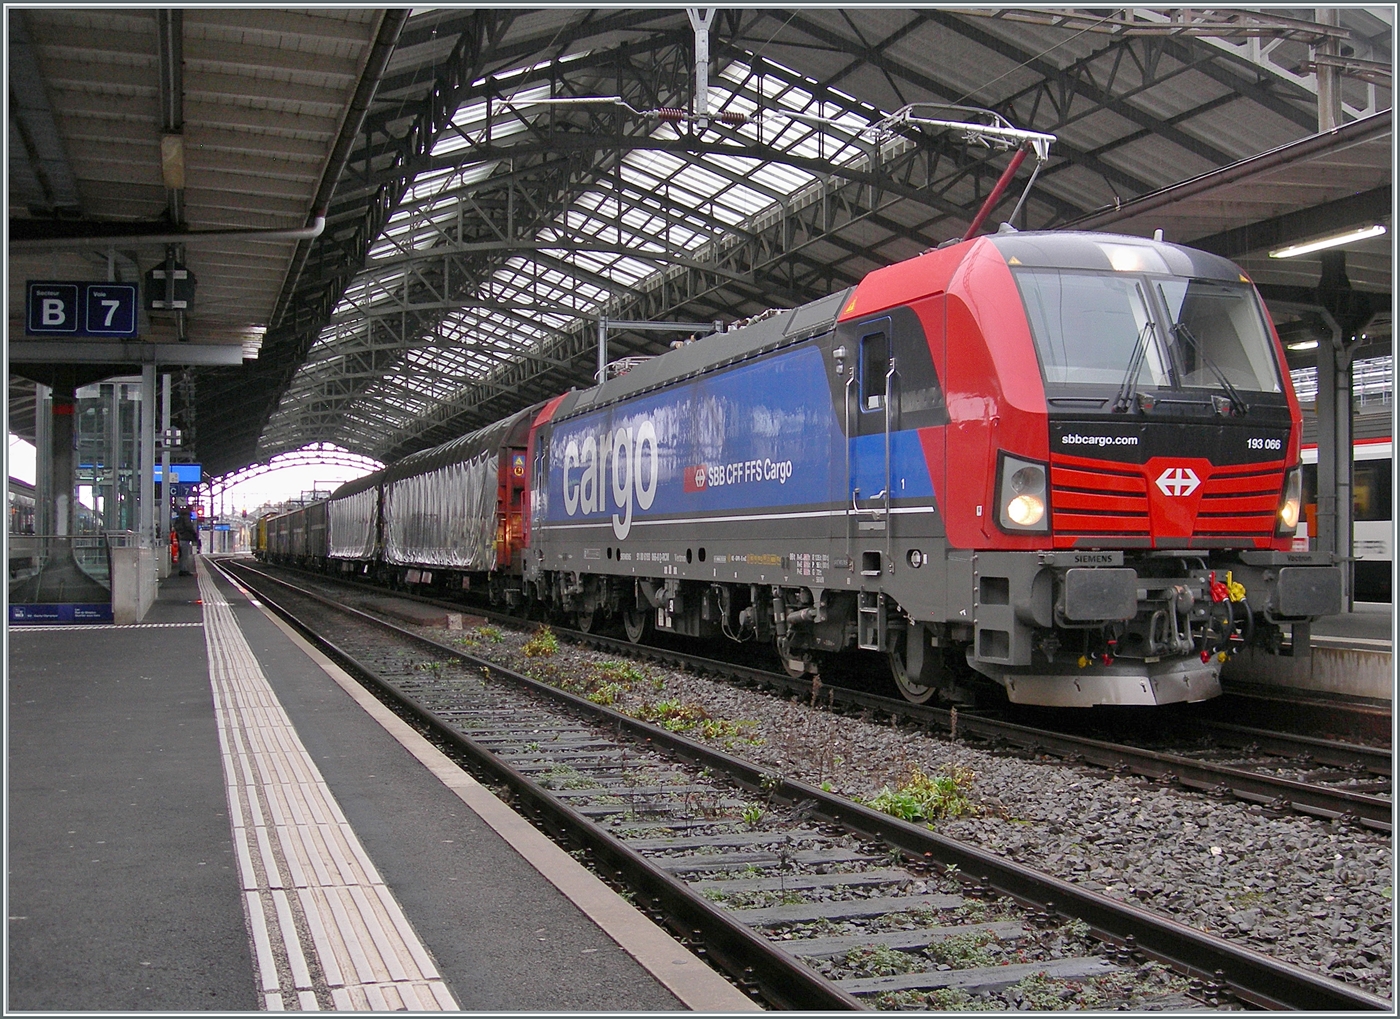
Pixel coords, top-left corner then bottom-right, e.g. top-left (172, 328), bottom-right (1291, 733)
top-left (8, 534), bottom-right (112, 602)
top-left (1014, 270), bottom-right (1166, 386)
top-left (1156, 279), bottom-right (1281, 393)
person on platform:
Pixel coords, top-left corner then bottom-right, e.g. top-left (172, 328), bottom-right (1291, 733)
top-left (173, 506), bottom-right (200, 576)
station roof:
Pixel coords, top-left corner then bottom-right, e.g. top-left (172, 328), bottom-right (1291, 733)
top-left (7, 7), bottom-right (1393, 477)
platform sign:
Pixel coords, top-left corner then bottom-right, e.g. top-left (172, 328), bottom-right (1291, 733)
top-left (85, 284), bottom-right (138, 335)
top-left (26, 281), bottom-right (139, 337)
top-left (26, 283), bottom-right (78, 333)
top-left (153, 463), bottom-right (202, 484)
top-left (9, 603), bottom-right (113, 624)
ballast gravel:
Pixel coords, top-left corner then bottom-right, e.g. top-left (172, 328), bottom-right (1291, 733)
top-left (413, 618), bottom-right (1394, 1001)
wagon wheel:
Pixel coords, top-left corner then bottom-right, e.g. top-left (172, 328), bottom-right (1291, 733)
top-left (888, 634), bottom-right (938, 705)
top-left (775, 635), bottom-right (815, 678)
top-left (623, 605), bottom-right (651, 644)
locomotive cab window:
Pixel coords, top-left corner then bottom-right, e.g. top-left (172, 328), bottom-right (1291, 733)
top-left (1154, 279), bottom-right (1281, 393)
top-left (861, 327), bottom-right (890, 411)
top-left (1014, 268), bottom-right (1283, 397)
top-left (1014, 270), bottom-right (1166, 387)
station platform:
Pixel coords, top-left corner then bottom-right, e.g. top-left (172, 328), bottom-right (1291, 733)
top-left (1222, 599), bottom-right (1394, 703)
top-left (7, 558), bottom-right (755, 1012)
top-left (1310, 599), bottom-right (1393, 646)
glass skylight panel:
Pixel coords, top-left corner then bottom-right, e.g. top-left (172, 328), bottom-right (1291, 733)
top-left (376, 388), bottom-right (426, 414)
top-left (382, 217), bottom-right (419, 240)
top-left (569, 250), bottom-right (608, 272)
top-left (295, 48), bottom-right (911, 451)
top-left (404, 166), bottom-right (460, 202)
top-left (406, 348), bottom-right (456, 371)
top-left (750, 161), bottom-right (813, 194)
top-left (431, 84), bottom-right (552, 157)
top-left (625, 148), bottom-right (687, 182)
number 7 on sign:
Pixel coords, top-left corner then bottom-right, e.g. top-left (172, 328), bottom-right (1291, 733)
top-left (83, 284), bottom-right (137, 336)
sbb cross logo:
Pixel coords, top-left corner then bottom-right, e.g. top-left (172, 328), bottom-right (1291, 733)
top-left (1155, 466), bottom-right (1201, 497)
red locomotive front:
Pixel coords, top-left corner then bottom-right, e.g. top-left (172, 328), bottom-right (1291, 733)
top-left (846, 231), bottom-right (1338, 706)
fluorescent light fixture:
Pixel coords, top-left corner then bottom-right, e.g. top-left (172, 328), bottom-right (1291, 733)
top-left (1286, 339), bottom-right (1319, 351)
top-left (1269, 224), bottom-right (1387, 258)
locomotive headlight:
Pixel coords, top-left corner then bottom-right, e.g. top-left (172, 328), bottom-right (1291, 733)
top-left (1276, 467), bottom-right (1302, 533)
top-left (1007, 492), bottom-right (1045, 526)
top-left (997, 453), bottom-right (1050, 533)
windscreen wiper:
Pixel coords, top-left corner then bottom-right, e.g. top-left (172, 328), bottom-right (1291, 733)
top-left (1112, 316), bottom-right (1156, 413)
top-left (1157, 285), bottom-right (1249, 416)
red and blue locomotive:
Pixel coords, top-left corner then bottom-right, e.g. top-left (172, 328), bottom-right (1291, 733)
top-left (265, 229), bottom-right (1340, 707)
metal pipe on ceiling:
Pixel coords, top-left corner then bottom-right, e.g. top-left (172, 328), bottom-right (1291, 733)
top-left (10, 216), bottom-right (328, 251)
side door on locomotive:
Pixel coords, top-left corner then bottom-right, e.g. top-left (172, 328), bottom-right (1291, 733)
top-left (833, 295), bottom-right (950, 679)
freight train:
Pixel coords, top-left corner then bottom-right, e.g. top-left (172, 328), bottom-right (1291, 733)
top-left (258, 229), bottom-right (1343, 708)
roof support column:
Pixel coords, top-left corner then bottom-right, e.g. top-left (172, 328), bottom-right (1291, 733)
top-left (160, 374), bottom-right (173, 578)
top-left (1314, 248), bottom-right (1360, 610)
top-left (34, 384), bottom-right (52, 538)
top-left (1315, 9), bottom-right (1343, 131)
top-left (49, 387), bottom-right (72, 538)
top-left (157, 10), bottom-right (188, 342)
top-left (140, 364), bottom-right (158, 554)
top-left (1314, 323), bottom-right (1354, 609)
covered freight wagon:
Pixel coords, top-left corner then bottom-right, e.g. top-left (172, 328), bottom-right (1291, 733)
top-left (378, 404), bottom-right (543, 597)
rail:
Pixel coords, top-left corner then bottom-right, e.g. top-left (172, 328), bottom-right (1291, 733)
top-left (221, 560), bottom-right (1392, 1011)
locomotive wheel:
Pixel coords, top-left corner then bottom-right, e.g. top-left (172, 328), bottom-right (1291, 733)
top-left (889, 641), bottom-right (938, 705)
top-left (576, 608), bottom-right (600, 633)
top-left (623, 605), bottom-right (651, 644)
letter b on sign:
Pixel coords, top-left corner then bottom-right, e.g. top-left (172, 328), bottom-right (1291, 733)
top-left (26, 283), bottom-right (79, 334)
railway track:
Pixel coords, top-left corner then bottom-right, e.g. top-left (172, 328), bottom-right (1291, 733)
top-left (1211, 682), bottom-right (1392, 745)
top-left (219, 559), bottom-right (1388, 1011)
top-left (238, 561), bottom-right (1393, 833)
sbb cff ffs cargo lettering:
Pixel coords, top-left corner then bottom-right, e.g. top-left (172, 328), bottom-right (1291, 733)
top-left (258, 230), bottom-right (1340, 708)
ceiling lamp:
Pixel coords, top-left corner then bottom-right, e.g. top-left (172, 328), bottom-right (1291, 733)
top-left (1269, 224), bottom-right (1387, 258)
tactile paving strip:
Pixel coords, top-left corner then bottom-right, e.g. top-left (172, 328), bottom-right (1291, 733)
top-left (197, 566), bottom-right (458, 1011)
top-left (9, 622), bottom-right (206, 631)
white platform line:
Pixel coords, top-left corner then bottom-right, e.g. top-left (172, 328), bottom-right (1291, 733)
top-left (246, 890), bottom-right (280, 994)
top-left (394, 983), bottom-right (422, 1010)
top-left (297, 888), bottom-right (345, 989)
top-left (197, 568), bottom-right (457, 1011)
top-left (273, 889), bottom-right (315, 991)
